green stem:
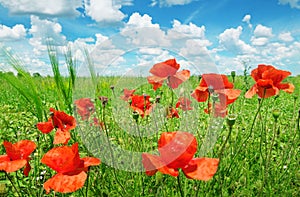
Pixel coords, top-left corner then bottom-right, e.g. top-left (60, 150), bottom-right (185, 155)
top-left (225, 95), bottom-right (265, 176)
top-left (5, 172), bottom-right (21, 197)
top-left (218, 125), bottom-right (233, 159)
top-left (101, 105), bottom-right (126, 196)
top-left (177, 174), bottom-right (184, 197)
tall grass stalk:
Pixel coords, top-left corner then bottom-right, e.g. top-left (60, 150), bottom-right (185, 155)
top-left (47, 45), bottom-right (76, 114)
top-left (1, 48), bottom-right (44, 121)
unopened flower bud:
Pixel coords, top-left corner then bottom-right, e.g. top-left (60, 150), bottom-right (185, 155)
top-left (132, 111), bottom-right (139, 121)
top-left (272, 109), bottom-right (280, 121)
top-left (212, 92), bottom-right (219, 102)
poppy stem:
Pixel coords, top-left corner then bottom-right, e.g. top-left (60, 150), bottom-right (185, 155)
top-left (218, 125), bottom-right (233, 159)
top-left (177, 174), bottom-right (184, 197)
top-left (224, 94), bottom-right (265, 176)
top-left (5, 172), bottom-right (21, 197)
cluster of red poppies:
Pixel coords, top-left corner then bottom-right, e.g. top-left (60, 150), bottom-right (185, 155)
top-left (1, 59), bottom-right (294, 194)
top-left (0, 108), bottom-right (101, 194)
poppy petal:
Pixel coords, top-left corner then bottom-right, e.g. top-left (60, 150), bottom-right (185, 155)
top-left (142, 153), bottom-right (179, 177)
top-left (168, 70), bottom-right (190, 89)
top-left (278, 83), bottom-right (294, 93)
top-left (158, 132), bottom-right (197, 169)
top-left (53, 129), bottom-right (71, 145)
top-left (147, 76), bottom-right (164, 90)
top-left (41, 143), bottom-right (81, 173)
top-left (182, 158), bottom-right (219, 181)
top-left (37, 120), bottom-right (54, 134)
top-left (3, 140), bottom-right (36, 160)
top-left (50, 108), bottom-right (76, 131)
top-left (81, 157), bottom-right (101, 168)
top-left (43, 171), bottom-right (87, 194)
top-left (191, 87), bottom-right (209, 102)
top-left (0, 159), bottom-right (27, 173)
top-left (201, 74), bottom-right (233, 90)
top-left (23, 160), bottom-right (31, 176)
top-left (150, 59), bottom-right (180, 78)
top-left (245, 85), bottom-right (257, 98)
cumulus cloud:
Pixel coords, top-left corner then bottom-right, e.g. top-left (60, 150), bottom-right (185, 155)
top-left (0, 0), bottom-right (81, 16)
top-left (218, 26), bottom-right (256, 54)
top-left (253, 24), bottom-right (273, 37)
top-left (121, 13), bottom-right (169, 46)
top-left (278, 32), bottom-right (294, 42)
top-left (167, 20), bottom-right (206, 39)
top-left (278, 0), bottom-right (300, 9)
top-left (0, 24), bottom-right (26, 41)
top-left (83, 0), bottom-right (132, 23)
top-left (29, 16), bottom-right (67, 55)
top-left (251, 24), bottom-right (273, 46)
top-left (151, 0), bottom-right (194, 7)
top-left (242, 14), bottom-right (252, 28)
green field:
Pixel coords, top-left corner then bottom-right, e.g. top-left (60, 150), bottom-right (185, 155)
top-left (0, 62), bottom-right (299, 196)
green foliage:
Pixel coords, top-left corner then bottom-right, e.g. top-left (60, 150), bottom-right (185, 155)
top-left (0, 57), bottom-right (299, 196)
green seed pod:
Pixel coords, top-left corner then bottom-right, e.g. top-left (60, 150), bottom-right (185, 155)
top-left (272, 109), bottom-right (280, 121)
top-left (212, 92), bottom-right (219, 102)
top-left (132, 111), bottom-right (139, 121)
top-left (226, 114), bottom-right (237, 127)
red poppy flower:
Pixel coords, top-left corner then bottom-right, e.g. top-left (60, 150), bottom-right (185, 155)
top-left (191, 74), bottom-right (234, 102)
top-left (147, 59), bottom-right (190, 90)
top-left (204, 103), bottom-right (228, 118)
top-left (191, 74), bottom-right (241, 117)
top-left (176, 97), bottom-right (193, 111)
top-left (130, 94), bottom-right (153, 118)
top-left (37, 108), bottom-right (76, 144)
top-left (245, 64), bottom-right (294, 98)
top-left (0, 140), bottom-right (36, 176)
top-left (142, 132), bottom-right (219, 180)
top-left (166, 107), bottom-right (180, 119)
top-left (74, 98), bottom-right (95, 120)
top-left (41, 143), bottom-right (100, 194)
top-left (121, 88), bottom-right (136, 101)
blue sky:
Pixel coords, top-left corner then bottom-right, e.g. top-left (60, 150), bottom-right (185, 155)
top-left (0, 0), bottom-right (300, 76)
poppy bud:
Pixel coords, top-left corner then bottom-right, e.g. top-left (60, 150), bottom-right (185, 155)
top-left (155, 96), bottom-right (161, 103)
top-left (231, 71), bottom-right (236, 79)
top-left (132, 111), bottom-right (139, 122)
top-left (99, 96), bottom-right (108, 107)
top-left (226, 114), bottom-right (237, 128)
top-left (294, 94), bottom-right (298, 101)
top-left (272, 109), bottom-right (280, 122)
top-left (212, 92), bottom-right (219, 102)
top-left (110, 85), bottom-right (115, 91)
top-left (198, 74), bottom-right (202, 82)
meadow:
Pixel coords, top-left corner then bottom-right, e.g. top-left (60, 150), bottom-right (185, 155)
top-left (0, 52), bottom-right (299, 196)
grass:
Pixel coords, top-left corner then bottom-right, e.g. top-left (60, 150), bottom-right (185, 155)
top-left (0, 53), bottom-right (299, 196)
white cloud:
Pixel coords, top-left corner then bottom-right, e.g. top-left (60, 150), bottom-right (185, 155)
top-left (84, 0), bottom-right (132, 23)
top-left (253, 24), bottom-right (273, 37)
top-left (251, 24), bottom-right (273, 46)
top-left (29, 16), bottom-right (67, 55)
top-left (0, 24), bottom-right (26, 41)
top-left (242, 14), bottom-right (252, 29)
top-left (121, 13), bottom-right (169, 46)
top-left (0, 0), bottom-right (81, 16)
top-left (278, 0), bottom-right (300, 9)
top-left (167, 20), bottom-right (206, 39)
top-left (151, 0), bottom-right (194, 7)
top-left (278, 32), bottom-right (294, 42)
top-left (218, 26), bottom-right (256, 54)
top-left (180, 39), bottom-right (212, 56)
